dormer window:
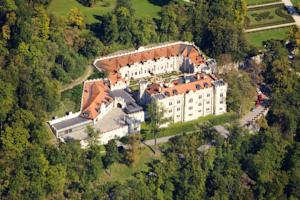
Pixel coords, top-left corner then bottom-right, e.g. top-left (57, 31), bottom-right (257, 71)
top-left (82, 111), bottom-right (90, 118)
top-left (195, 84), bottom-right (200, 90)
top-left (173, 89), bottom-right (178, 95)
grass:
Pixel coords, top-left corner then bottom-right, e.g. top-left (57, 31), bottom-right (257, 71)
top-left (48, 0), bottom-right (116, 24)
top-left (48, 0), bottom-right (165, 24)
top-left (291, 0), bottom-right (300, 6)
top-left (246, 0), bottom-right (280, 5)
top-left (246, 27), bottom-right (293, 48)
top-left (98, 147), bottom-right (160, 183)
top-left (132, 0), bottom-right (162, 18)
top-left (141, 112), bottom-right (238, 140)
top-left (245, 4), bottom-right (294, 29)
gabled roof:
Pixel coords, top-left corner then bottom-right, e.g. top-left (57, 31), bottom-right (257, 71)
top-left (94, 42), bottom-right (206, 72)
top-left (80, 80), bottom-right (113, 120)
top-left (146, 73), bottom-right (214, 97)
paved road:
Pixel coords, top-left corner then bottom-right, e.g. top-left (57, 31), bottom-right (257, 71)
top-left (239, 105), bottom-right (266, 126)
top-left (282, 0), bottom-right (300, 26)
top-left (247, 1), bottom-right (283, 9)
top-left (142, 135), bottom-right (179, 147)
top-left (244, 22), bottom-right (296, 32)
top-left (60, 65), bottom-right (94, 92)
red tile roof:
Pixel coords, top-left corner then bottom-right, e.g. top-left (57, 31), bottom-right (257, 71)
top-left (94, 43), bottom-right (205, 72)
top-left (80, 80), bottom-right (113, 120)
top-left (146, 74), bottom-right (214, 97)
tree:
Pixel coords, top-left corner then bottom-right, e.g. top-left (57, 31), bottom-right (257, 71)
top-left (67, 8), bottom-right (86, 29)
top-left (99, 13), bottom-right (118, 44)
top-left (79, 34), bottom-right (103, 58)
top-left (103, 140), bottom-right (120, 168)
top-left (0, 126), bottom-right (30, 156)
top-left (0, 80), bottom-right (14, 130)
top-left (125, 134), bottom-right (141, 165)
top-left (46, 164), bottom-right (66, 194)
top-left (159, 4), bottom-right (179, 41)
top-left (147, 101), bottom-right (169, 152)
top-left (86, 125), bottom-right (100, 146)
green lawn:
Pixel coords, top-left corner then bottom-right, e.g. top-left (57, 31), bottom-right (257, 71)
top-left (98, 147), bottom-right (160, 183)
top-left (132, 0), bottom-right (162, 18)
top-left (245, 4), bottom-right (294, 29)
top-left (246, 0), bottom-right (280, 5)
top-left (291, 0), bottom-right (300, 7)
top-left (141, 112), bottom-right (238, 140)
top-left (48, 0), bottom-right (116, 24)
top-left (48, 0), bottom-right (164, 24)
top-left (246, 27), bottom-right (292, 48)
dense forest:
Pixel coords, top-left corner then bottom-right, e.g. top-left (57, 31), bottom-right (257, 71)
top-left (0, 0), bottom-right (299, 199)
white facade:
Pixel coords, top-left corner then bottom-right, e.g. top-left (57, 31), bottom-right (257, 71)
top-left (142, 77), bottom-right (227, 124)
top-left (118, 56), bottom-right (183, 80)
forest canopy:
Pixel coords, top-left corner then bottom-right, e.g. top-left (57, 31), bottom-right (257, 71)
top-left (0, 0), bottom-right (299, 199)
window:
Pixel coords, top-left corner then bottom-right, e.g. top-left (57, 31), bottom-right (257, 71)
top-left (198, 103), bottom-right (202, 106)
top-left (198, 110), bottom-right (202, 113)
top-left (206, 101), bottom-right (210, 104)
top-left (169, 109), bottom-right (172, 113)
top-left (177, 100), bottom-right (180, 104)
top-left (64, 129), bottom-right (73, 134)
top-left (177, 107), bottom-right (180, 111)
top-left (198, 95), bottom-right (202, 99)
top-left (188, 106), bottom-right (193, 110)
top-left (219, 107), bottom-right (223, 111)
top-left (220, 100), bottom-right (224, 104)
top-left (189, 113), bottom-right (192, 116)
top-left (177, 115), bottom-right (180, 118)
top-left (206, 108), bottom-right (210, 111)
top-left (125, 74), bottom-right (128, 77)
top-left (169, 102), bottom-right (172, 106)
top-left (189, 99), bottom-right (193, 103)
top-left (207, 94), bottom-right (210, 97)
top-left (135, 72), bottom-right (137, 75)
top-left (220, 93), bottom-right (223, 97)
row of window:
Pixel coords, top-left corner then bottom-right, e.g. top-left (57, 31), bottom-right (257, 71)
top-left (169, 101), bottom-right (210, 107)
top-left (168, 95), bottom-right (212, 106)
top-left (169, 106), bottom-right (212, 113)
top-left (124, 63), bottom-right (175, 77)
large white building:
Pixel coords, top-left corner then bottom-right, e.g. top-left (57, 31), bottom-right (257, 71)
top-left (49, 41), bottom-right (225, 146)
top-left (139, 73), bottom-right (227, 123)
top-left (93, 41), bottom-right (216, 81)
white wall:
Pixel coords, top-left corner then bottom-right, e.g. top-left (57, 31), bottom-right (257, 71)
top-left (128, 111), bottom-right (145, 122)
top-left (97, 125), bottom-right (129, 144)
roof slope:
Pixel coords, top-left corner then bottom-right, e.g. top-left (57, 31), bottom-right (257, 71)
top-left (94, 42), bottom-right (205, 72)
top-left (80, 80), bottom-right (113, 119)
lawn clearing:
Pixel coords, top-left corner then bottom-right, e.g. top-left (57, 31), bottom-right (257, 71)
top-left (48, 0), bottom-right (164, 24)
top-left (246, 0), bottom-right (281, 6)
top-left (48, 0), bottom-right (116, 24)
top-left (246, 27), bottom-right (293, 48)
top-left (98, 147), bottom-right (160, 183)
top-left (245, 4), bottom-right (294, 29)
top-left (141, 112), bottom-right (238, 140)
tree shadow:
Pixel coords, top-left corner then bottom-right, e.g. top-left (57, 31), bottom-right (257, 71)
top-left (148, 0), bottom-right (172, 6)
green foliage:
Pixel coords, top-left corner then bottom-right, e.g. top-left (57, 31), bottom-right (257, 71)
top-left (103, 140), bottom-right (120, 168)
top-left (223, 71), bottom-right (256, 115)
